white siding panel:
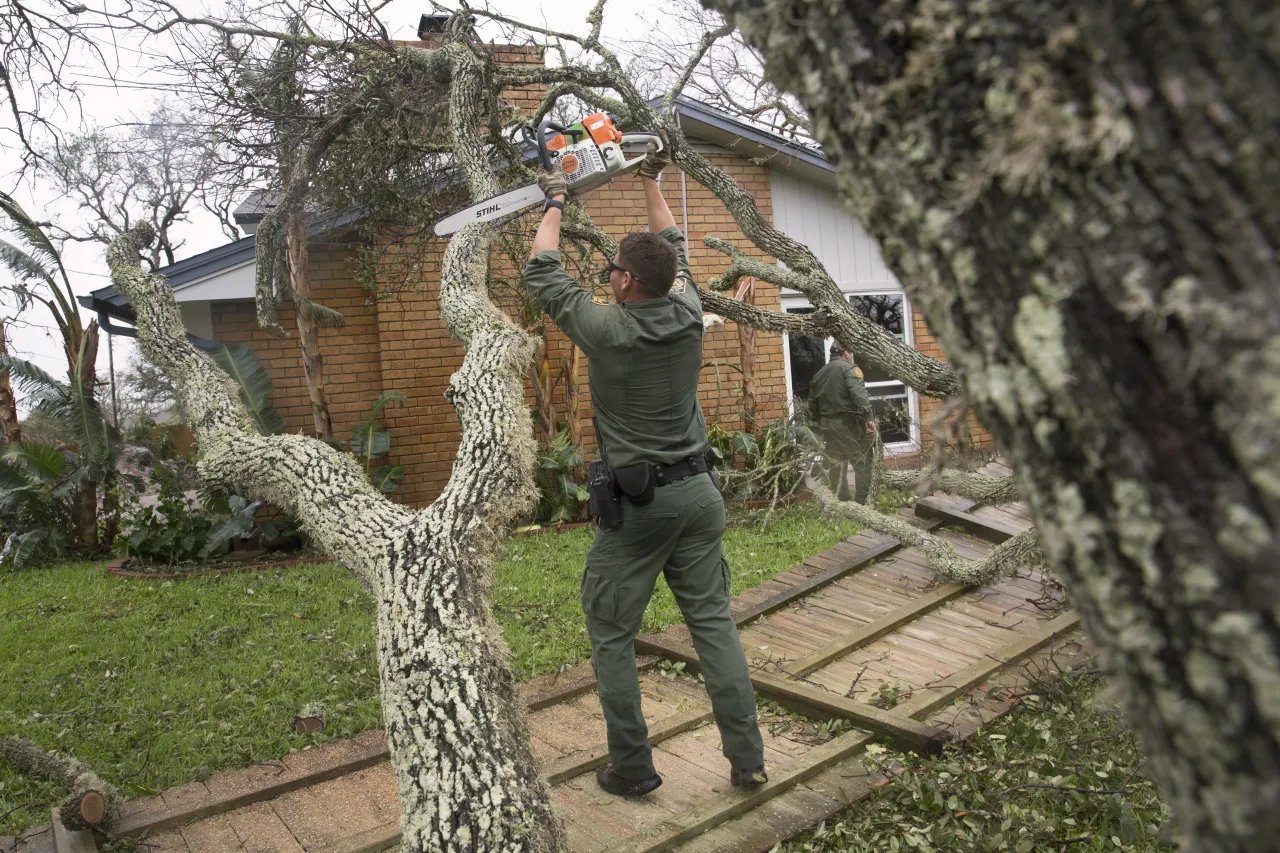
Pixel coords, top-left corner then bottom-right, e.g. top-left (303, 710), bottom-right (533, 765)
top-left (769, 169), bottom-right (900, 293)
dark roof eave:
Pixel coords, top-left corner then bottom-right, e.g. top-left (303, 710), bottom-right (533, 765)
top-left (655, 95), bottom-right (831, 175)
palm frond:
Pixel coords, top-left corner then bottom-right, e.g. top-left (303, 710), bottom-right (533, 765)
top-left (202, 500), bottom-right (261, 557)
top-left (3, 441), bottom-right (69, 482)
top-left (0, 237), bottom-right (58, 290)
top-left (352, 391), bottom-right (405, 468)
top-left (211, 343), bottom-right (285, 435)
top-left (291, 287), bottom-right (346, 329)
top-left (8, 529), bottom-right (51, 567)
top-left (374, 464), bottom-right (404, 493)
top-left (367, 390), bottom-right (407, 421)
top-left (0, 190), bottom-right (71, 290)
top-left (0, 354), bottom-right (64, 395)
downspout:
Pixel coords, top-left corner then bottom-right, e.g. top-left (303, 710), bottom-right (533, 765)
top-left (96, 310), bottom-right (219, 351)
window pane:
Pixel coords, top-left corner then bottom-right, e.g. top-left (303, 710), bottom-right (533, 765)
top-left (872, 396), bottom-right (912, 444)
top-left (786, 307), bottom-right (826, 403)
top-left (848, 294), bottom-right (904, 336)
top-left (847, 295), bottom-right (904, 386)
top-left (866, 381), bottom-right (907, 399)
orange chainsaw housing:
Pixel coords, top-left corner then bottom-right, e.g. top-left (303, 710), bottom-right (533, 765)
top-left (545, 112), bottom-right (623, 153)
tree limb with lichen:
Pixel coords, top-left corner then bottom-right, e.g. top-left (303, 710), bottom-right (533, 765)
top-left (812, 484), bottom-right (1044, 587)
top-left (108, 38), bottom-right (565, 853)
top-left (0, 737), bottom-right (120, 832)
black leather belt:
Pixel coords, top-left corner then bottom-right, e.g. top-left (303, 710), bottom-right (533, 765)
top-left (653, 454), bottom-right (710, 486)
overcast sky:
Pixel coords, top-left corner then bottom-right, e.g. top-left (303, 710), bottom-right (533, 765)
top-left (1, 0), bottom-right (669, 411)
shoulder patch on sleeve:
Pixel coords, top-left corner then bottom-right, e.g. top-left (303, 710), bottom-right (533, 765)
top-left (671, 273), bottom-right (691, 295)
top-left (591, 294), bottom-right (610, 306)
top-left (854, 367), bottom-right (863, 378)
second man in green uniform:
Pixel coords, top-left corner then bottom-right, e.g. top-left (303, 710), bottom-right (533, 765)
top-left (808, 344), bottom-right (878, 504)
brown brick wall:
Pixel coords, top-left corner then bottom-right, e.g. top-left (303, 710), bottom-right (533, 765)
top-left (911, 305), bottom-right (995, 454)
top-left (371, 244), bottom-right (462, 507)
top-left (211, 244), bottom-right (384, 441)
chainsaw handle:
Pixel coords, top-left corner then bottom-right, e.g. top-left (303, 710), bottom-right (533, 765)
top-left (618, 133), bottom-right (664, 156)
top-left (523, 120), bottom-right (580, 171)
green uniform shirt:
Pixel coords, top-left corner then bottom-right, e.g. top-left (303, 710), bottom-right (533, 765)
top-left (808, 357), bottom-right (873, 423)
top-left (523, 226), bottom-right (706, 469)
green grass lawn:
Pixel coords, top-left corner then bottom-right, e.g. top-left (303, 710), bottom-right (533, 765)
top-left (0, 501), bottom-right (858, 835)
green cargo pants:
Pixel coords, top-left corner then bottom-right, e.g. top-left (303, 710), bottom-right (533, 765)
top-left (581, 471), bottom-right (765, 780)
top-left (820, 420), bottom-right (875, 505)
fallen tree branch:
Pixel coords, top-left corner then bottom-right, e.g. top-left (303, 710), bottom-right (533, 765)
top-left (813, 484), bottom-right (1044, 586)
top-left (881, 467), bottom-right (1020, 505)
top-left (562, 213), bottom-right (841, 337)
top-left (0, 737), bottom-right (119, 831)
top-left (478, 5), bottom-right (962, 400)
top-left (702, 235), bottom-right (960, 398)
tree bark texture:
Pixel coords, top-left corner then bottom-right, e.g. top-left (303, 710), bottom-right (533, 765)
top-left (0, 736), bottom-right (119, 830)
top-left (287, 211), bottom-right (334, 439)
top-left (107, 41), bottom-right (566, 853)
top-left (0, 322), bottom-right (21, 444)
top-left (705, 1), bottom-right (1280, 849)
top-left (734, 278), bottom-right (758, 434)
top-left (71, 320), bottom-right (101, 551)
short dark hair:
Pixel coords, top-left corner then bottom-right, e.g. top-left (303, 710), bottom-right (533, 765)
top-left (617, 231), bottom-right (678, 297)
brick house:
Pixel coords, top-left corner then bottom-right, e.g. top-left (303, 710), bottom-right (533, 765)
top-left (82, 89), bottom-right (990, 508)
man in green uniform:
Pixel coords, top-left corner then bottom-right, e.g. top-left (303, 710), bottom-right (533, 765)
top-left (522, 150), bottom-right (766, 797)
top-left (808, 344), bottom-right (878, 504)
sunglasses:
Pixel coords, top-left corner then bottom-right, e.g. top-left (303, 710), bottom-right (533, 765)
top-left (607, 259), bottom-right (638, 281)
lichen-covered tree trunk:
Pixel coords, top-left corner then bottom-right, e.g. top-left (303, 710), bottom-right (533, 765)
top-left (704, 1), bottom-right (1280, 850)
top-left (287, 211), bottom-right (334, 439)
top-left (0, 322), bottom-right (21, 444)
top-left (0, 736), bottom-right (120, 830)
top-left (73, 320), bottom-right (100, 550)
top-left (106, 40), bottom-right (567, 853)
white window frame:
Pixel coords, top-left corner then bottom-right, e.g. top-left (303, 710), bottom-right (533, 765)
top-left (780, 290), bottom-right (922, 455)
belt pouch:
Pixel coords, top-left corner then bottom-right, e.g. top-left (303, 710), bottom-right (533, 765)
top-left (614, 461), bottom-right (656, 505)
top-left (588, 459), bottom-right (623, 529)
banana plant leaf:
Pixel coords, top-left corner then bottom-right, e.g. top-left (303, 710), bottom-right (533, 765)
top-left (374, 464), bottom-right (404, 494)
top-left (211, 343), bottom-right (285, 435)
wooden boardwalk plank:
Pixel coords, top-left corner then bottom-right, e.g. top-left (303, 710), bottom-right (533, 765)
top-left (608, 729), bottom-right (876, 853)
top-left (788, 583), bottom-right (968, 675)
top-left (914, 496), bottom-right (1026, 543)
top-left (635, 632), bottom-right (948, 754)
top-left (896, 611), bottom-right (1082, 719)
top-left (546, 704), bottom-right (716, 785)
top-left (729, 533), bottom-right (908, 627)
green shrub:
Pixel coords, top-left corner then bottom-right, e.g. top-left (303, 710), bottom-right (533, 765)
top-left (0, 441), bottom-right (76, 567)
top-left (114, 462), bottom-right (258, 566)
top-left (534, 426), bottom-right (588, 524)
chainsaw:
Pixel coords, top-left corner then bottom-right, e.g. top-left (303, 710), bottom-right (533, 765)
top-left (432, 113), bottom-right (663, 236)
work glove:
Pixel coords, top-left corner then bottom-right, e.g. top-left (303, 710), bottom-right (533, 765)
top-left (537, 164), bottom-right (568, 200)
top-left (637, 131), bottom-right (671, 181)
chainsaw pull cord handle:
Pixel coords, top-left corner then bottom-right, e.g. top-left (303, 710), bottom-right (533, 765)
top-left (523, 119), bottom-right (579, 172)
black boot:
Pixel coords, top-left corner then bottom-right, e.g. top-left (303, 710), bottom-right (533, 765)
top-left (730, 765), bottom-right (769, 787)
top-left (595, 765), bottom-right (663, 796)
